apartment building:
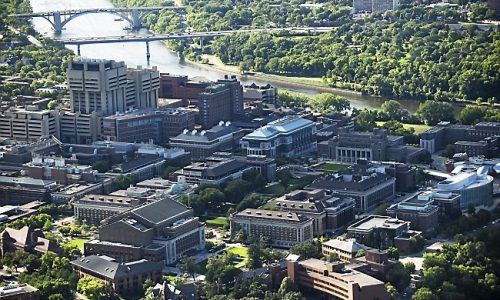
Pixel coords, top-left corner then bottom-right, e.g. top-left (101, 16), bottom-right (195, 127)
top-left (0, 107), bottom-right (59, 142)
top-left (230, 208), bottom-right (313, 248)
top-left (241, 116), bottom-right (316, 157)
top-left (287, 257), bottom-right (389, 300)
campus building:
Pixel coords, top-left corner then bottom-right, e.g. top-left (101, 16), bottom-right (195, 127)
top-left (309, 163), bottom-right (395, 212)
top-left (347, 215), bottom-right (412, 250)
top-left (265, 189), bottom-right (355, 235)
top-left (198, 84), bottom-right (232, 128)
top-left (0, 107), bottom-right (59, 142)
top-left (319, 128), bottom-right (425, 163)
top-left (71, 255), bottom-right (163, 293)
top-left (241, 116), bottom-right (316, 157)
top-left (230, 209), bottom-right (314, 248)
top-left (0, 176), bottom-right (58, 205)
top-left (101, 108), bottom-right (195, 144)
top-left (0, 226), bottom-right (61, 257)
top-left (84, 198), bottom-right (205, 265)
top-left (243, 83), bottom-right (277, 105)
top-left (386, 195), bottom-right (439, 232)
top-left (158, 73), bottom-right (210, 99)
top-left (23, 155), bottom-right (96, 186)
top-left (172, 156), bottom-right (252, 185)
top-left (169, 122), bottom-right (239, 160)
top-left (420, 121), bottom-right (500, 154)
top-left (321, 238), bottom-right (365, 263)
top-left (74, 194), bottom-right (143, 225)
top-left (435, 167), bottom-right (494, 209)
top-left (287, 257), bottom-right (390, 300)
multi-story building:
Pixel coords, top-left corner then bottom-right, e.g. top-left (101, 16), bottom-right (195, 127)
top-left (169, 122), bottom-right (239, 160)
top-left (320, 128), bottom-right (425, 163)
top-left (23, 156), bottom-right (96, 186)
top-left (435, 167), bottom-right (493, 209)
top-left (0, 176), bottom-right (58, 205)
top-left (101, 108), bottom-right (195, 144)
top-left (84, 198), bottom-right (205, 265)
top-left (74, 194), bottom-right (143, 225)
top-left (67, 59), bottom-right (129, 115)
top-left (0, 226), bottom-right (61, 257)
top-left (287, 257), bottom-right (390, 300)
top-left (454, 136), bottom-right (499, 158)
top-left (243, 83), bottom-right (278, 105)
top-left (309, 164), bottom-right (395, 212)
top-left (0, 107), bottom-right (59, 142)
top-left (384, 163), bottom-right (417, 192)
top-left (347, 215), bottom-right (411, 249)
top-left (420, 121), bottom-right (500, 154)
top-left (265, 189), bottom-right (355, 235)
top-left (71, 255), bottom-right (163, 293)
top-left (173, 156), bottom-right (252, 185)
top-left (58, 110), bottom-right (100, 144)
top-left (126, 66), bottom-right (160, 110)
top-left (230, 208), bottom-right (313, 248)
top-left (411, 191), bottom-right (461, 217)
top-left (158, 73), bottom-right (210, 99)
top-left (386, 195), bottom-right (439, 232)
top-left (198, 84), bottom-right (232, 128)
top-left (106, 154), bottom-right (165, 182)
top-left (241, 116), bottom-right (316, 157)
top-left (217, 75), bottom-right (244, 116)
top-left (51, 182), bottom-right (108, 204)
top-left (212, 152), bottom-right (277, 182)
top-left (321, 238), bottom-right (365, 262)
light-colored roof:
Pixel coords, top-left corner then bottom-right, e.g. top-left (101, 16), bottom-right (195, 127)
top-left (244, 116), bottom-right (313, 140)
top-left (322, 238), bottom-right (365, 253)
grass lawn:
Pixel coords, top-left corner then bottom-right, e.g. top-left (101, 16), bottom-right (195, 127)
top-left (226, 246), bottom-right (249, 268)
top-left (261, 184), bottom-right (286, 196)
top-left (66, 238), bottom-right (89, 250)
top-left (315, 162), bottom-right (349, 172)
top-left (376, 121), bottom-right (430, 135)
top-left (205, 217), bottom-right (229, 227)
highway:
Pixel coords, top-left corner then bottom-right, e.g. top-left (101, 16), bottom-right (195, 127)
top-left (54, 27), bottom-right (336, 45)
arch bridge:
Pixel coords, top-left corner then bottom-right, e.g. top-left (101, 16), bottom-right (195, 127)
top-left (9, 6), bottom-right (183, 34)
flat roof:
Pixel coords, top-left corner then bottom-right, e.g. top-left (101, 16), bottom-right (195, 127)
top-left (349, 215), bottom-right (408, 231)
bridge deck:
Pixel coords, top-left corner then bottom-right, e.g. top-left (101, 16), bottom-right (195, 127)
top-left (9, 6), bottom-right (183, 17)
top-left (55, 27), bottom-right (335, 45)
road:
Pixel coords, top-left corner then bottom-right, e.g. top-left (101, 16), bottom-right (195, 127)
top-left (54, 27), bottom-right (336, 45)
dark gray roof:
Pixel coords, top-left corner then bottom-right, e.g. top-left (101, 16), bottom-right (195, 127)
top-left (71, 255), bottom-right (162, 280)
top-left (113, 155), bottom-right (162, 173)
top-left (131, 197), bottom-right (190, 225)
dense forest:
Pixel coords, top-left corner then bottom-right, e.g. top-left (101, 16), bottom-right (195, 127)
top-left (112, 0), bottom-right (499, 103)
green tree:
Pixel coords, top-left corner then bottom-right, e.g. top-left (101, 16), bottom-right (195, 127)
top-left (278, 277), bottom-right (298, 297)
top-left (47, 100), bottom-right (58, 109)
top-left (289, 241), bottom-right (322, 259)
top-left (311, 93), bottom-right (350, 113)
top-left (381, 100), bottom-right (404, 120)
top-left (385, 283), bottom-right (399, 300)
top-left (387, 247), bottom-right (399, 260)
top-left (412, 287), bottom-right (439, 300)
top-left (77, 276), bottom-right (110, 300)
top-left (386, 263), bottom-right (411, 292)
top-left (176, 256), bottom-right (199, 281)
top-left (458, 105), bottom-right (486, 125)
top-left (416, 100), bottom-right (455, 125)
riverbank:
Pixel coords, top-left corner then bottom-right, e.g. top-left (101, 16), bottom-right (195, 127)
top-left (188, 53), bottom-right (365, 97)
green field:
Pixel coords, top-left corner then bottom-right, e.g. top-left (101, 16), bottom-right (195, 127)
top-left (66, 238), bottom-right (88, 250)
top-left (205, 217), bottom-right (229, 227)
top-left (226, 246), bottom-right (249, 268)
top-left (315, 162), bottom-right (349, 172)
top-left (376, 121), bottom-right (430, 134)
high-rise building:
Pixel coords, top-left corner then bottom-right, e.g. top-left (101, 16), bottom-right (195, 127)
top-left (126, 66), bottom-right (160, 109)
top-left (67, 59), bottom-right (128, 115)
top-left (217, 75), bottom-right (244, 116)
top-left (198, 84), bottom-right (232, 128)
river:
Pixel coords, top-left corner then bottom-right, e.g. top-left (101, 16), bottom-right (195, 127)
top-left (29, 0), bottom-right (420, 112)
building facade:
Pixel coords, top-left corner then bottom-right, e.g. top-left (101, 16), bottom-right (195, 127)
top-left (347, 215), bottom-right (411, 250)
top-left (386, 195), bottom-right (439, 232)
top-left (0, 107), bottom-right (59, 142)
top-left (230, 208), bottom-right (314, 248)
top-left (198, 84), bottom-right (232, 129)
top-left (74, 194), bottom-right (143, 225)
top-left (241, 116), bottom-right (316, 157)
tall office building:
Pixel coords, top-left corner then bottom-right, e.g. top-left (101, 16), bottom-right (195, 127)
top-left (0, 106), bottom-right (59, 142)
top-left (198, 84), bottom-right (232, 128)
top-left (217, 75), bottom-right (244, 116)
top-left (67, 59), bottom-right (128, 116)
top-left (67, 59), bottom-right (159, 116)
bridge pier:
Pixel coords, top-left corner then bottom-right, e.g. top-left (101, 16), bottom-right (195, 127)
top-left (53, 12), bottom-right (62, 34)
top-left (146, 41), bottom-right (150, 64)
top-left (77, 44), bottom-right (81, 56)
top-left (131, 9), bottom-right (141, 31)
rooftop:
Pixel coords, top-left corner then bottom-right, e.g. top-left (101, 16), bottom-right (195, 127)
top-left (234, 208), bottom-right (308, 222)
top-left (244, 116), bottom-right (313, 140)
top-left (322, 238), bottom-right (365, 253)
top-left (71, 255), bottom-right (162, 280)
top-left (349, 215), bottom-right (409, 231)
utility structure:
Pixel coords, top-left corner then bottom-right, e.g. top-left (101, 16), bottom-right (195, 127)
top-left (9, 6), bottom-right (183, 34)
